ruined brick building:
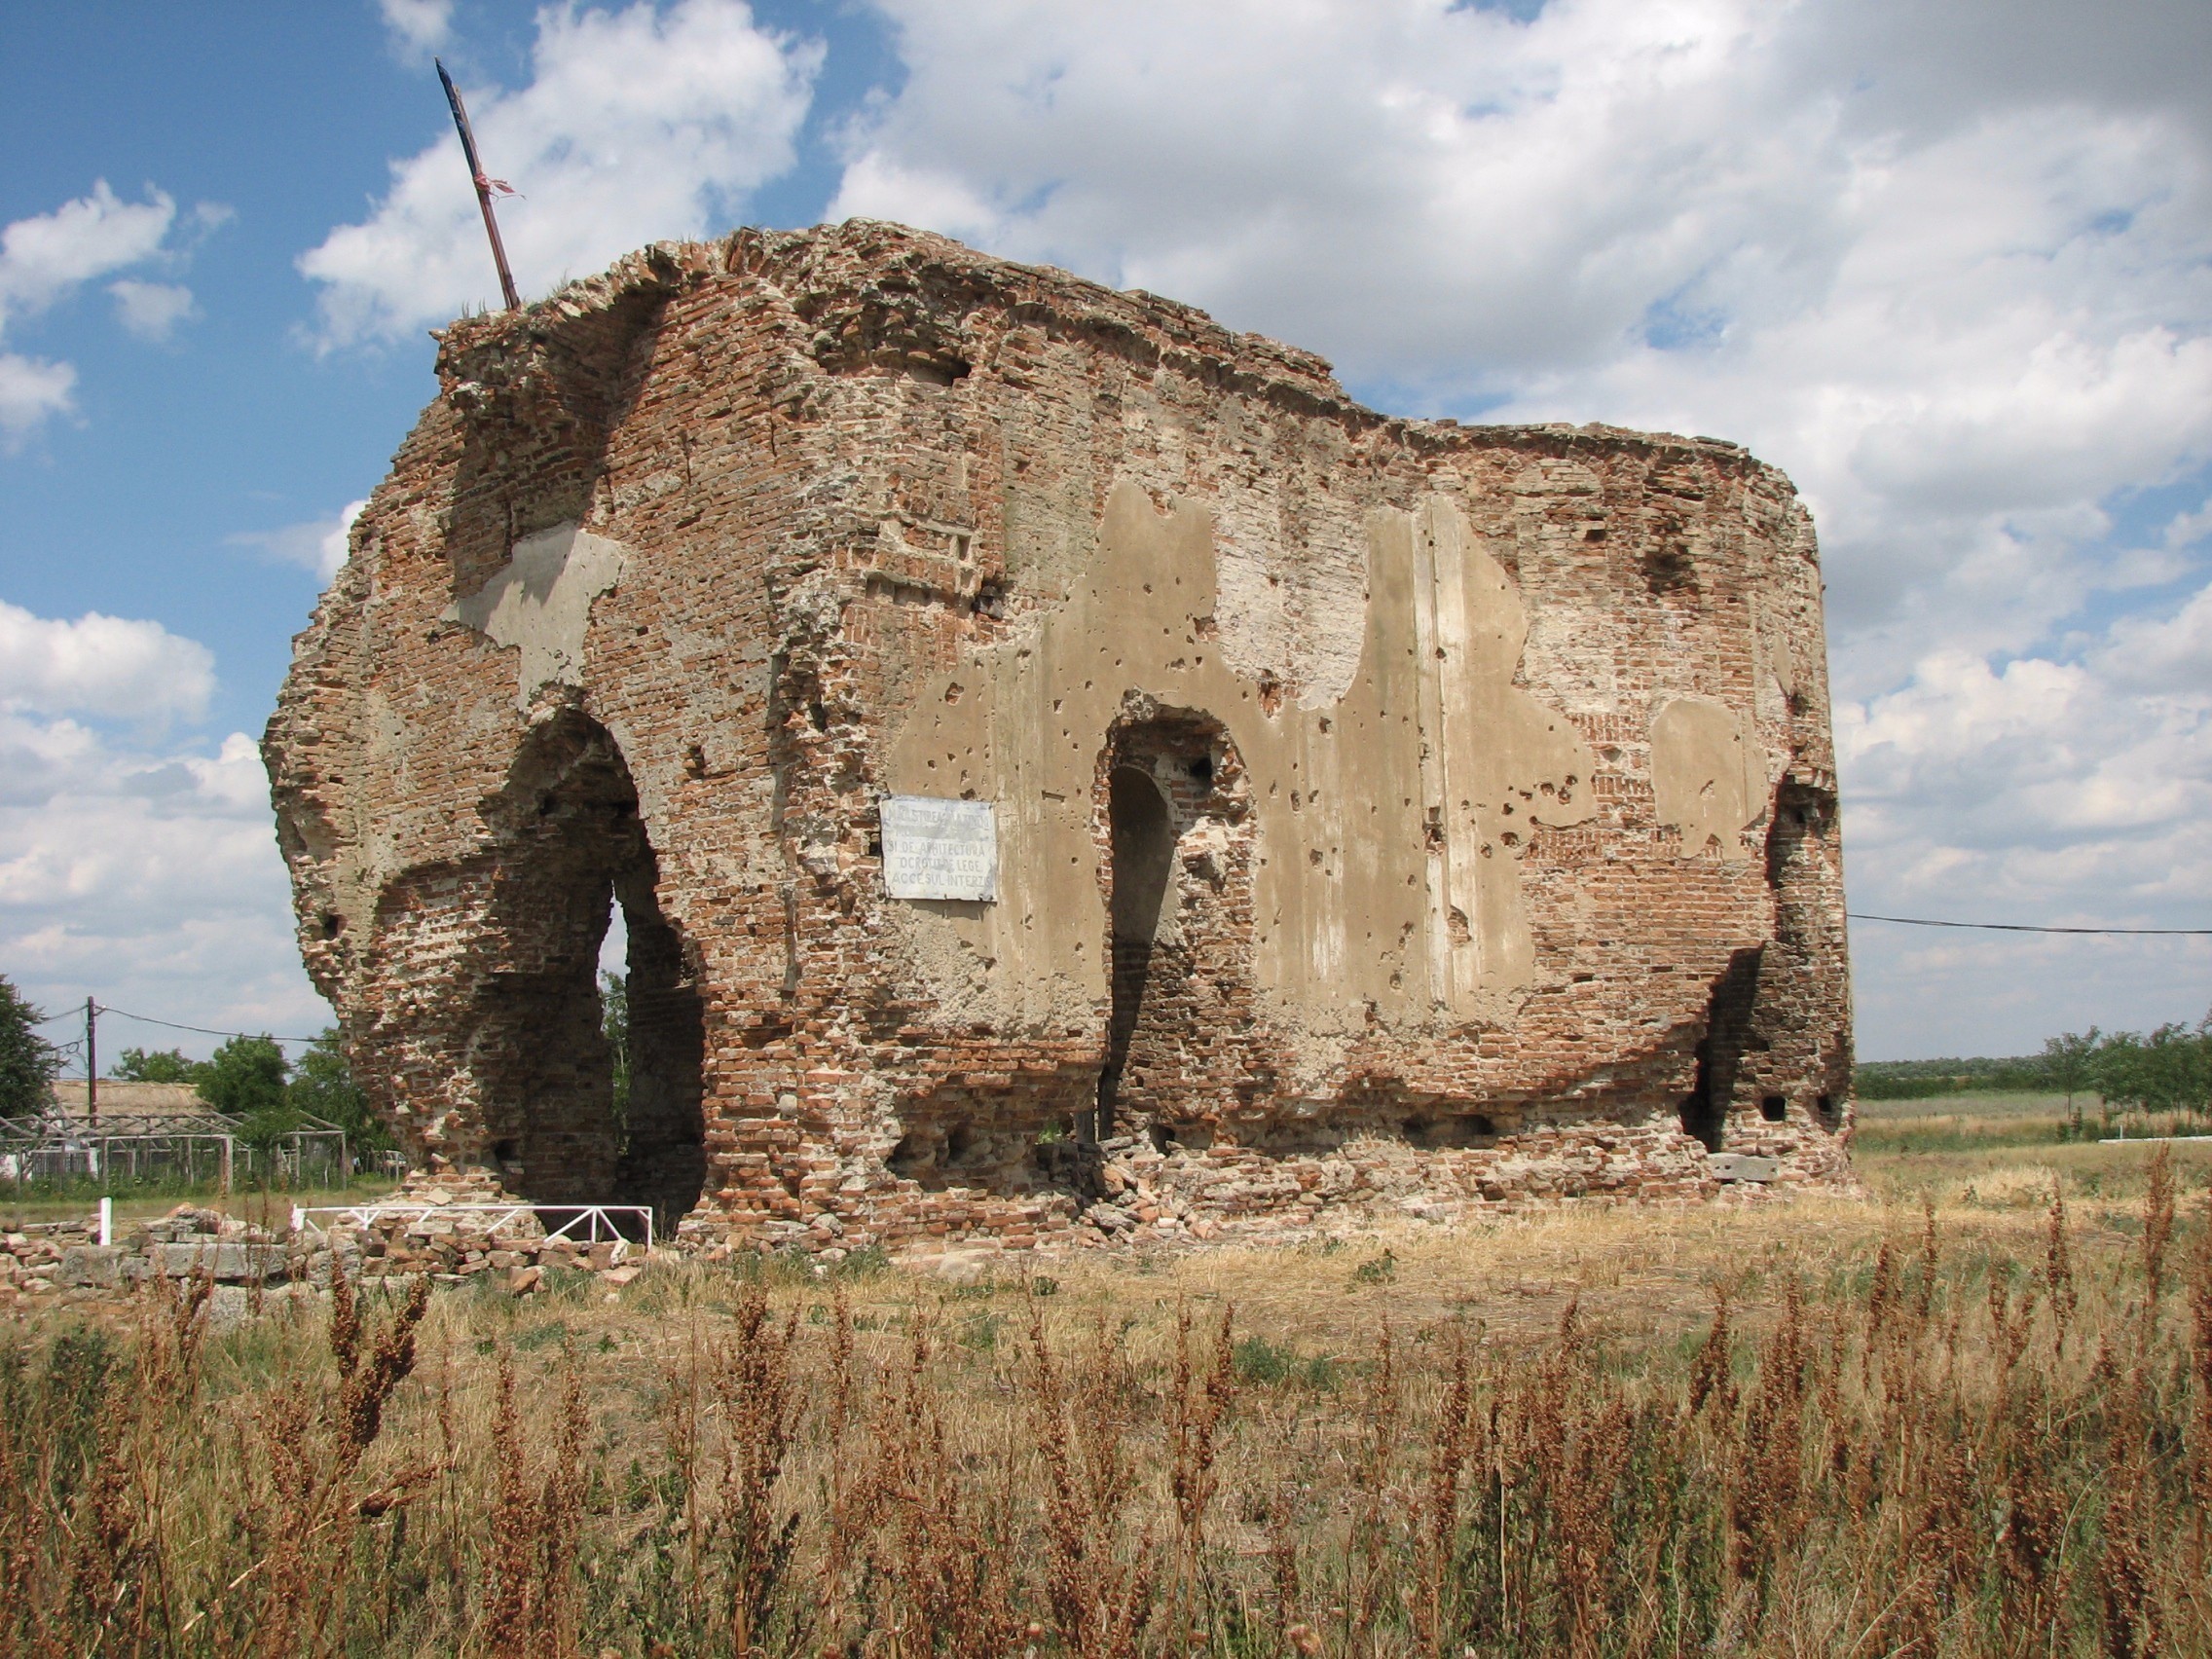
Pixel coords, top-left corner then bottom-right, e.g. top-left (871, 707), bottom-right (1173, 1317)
top-left (265, 221), bottom-right (1855, 1254)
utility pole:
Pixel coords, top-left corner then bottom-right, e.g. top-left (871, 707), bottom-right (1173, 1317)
top-left (436, 58), bottom-right (522, 312)
top-left (85, 997), bottom-right (97, 1128)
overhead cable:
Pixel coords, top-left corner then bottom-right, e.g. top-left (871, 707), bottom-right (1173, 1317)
top-left (91, 1005), bottom-right (324, 1046)
top-left (1849, 912), bottom-right (2212, 938)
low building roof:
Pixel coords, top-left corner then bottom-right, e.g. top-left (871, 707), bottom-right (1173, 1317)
top-left (0, 1082), bottom-right (343, 1142)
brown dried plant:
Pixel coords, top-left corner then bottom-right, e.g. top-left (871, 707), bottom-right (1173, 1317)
top-left (2189, 1219), bottom-right (2212, 1566)
top-left (813, 1281), bottom-right (863, 1649)
top-left (713, 1276), bottom-right (801, 1656)
top-left (2142, 1143), bottom-right (2176, 1324)
top-left (1732, 1276), bottom-right (1810, 1587)
top-left (1412, 1324), bottom-right (1478, 1657)
top-left (1914, 1195), bottom-right (1941, 1326)
top-left (1165, 1299), bottom-right (1236, 1598)
top-left (861, 1308), bottom-right (1027, 1657)
top-left (2095, 1363), bottom-right (2159, 1659)
top-left (483, 1349), bottom-right (536, 1656)
top-left (1025, 1304), bottom-right (1154, 1659)
top-left (531, 1351), bottom-right (591, 1656)
top-left (1686, 1286), bottom-right (1737, 1419)
top-left (2046, 1182), bottom-right (2080, 1352)
top-left (16, 1179), bottom-right (2212, 1656)
top-left (477, 1339), bottom-right (595, 1657)
top-left (1343, 1318), bottom-right (1401, 1658)
top-left (251, 1272), bottom-right (432, 1657)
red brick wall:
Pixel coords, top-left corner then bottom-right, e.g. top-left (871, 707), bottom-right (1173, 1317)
top-left (266, 223), bottom-right (1855, 1256)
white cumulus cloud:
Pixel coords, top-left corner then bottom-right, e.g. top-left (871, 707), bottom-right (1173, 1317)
top-left (827, 0), bottom-right (2212, 1054)
top-left (0, 601), bottom-right (327, 1047)
top-left (0, 719), bottom-right (330, 1050)
top-left (380, 0), bottom-right (454, 56)
top-left (300, 0), bottom-right (822, 347)
top-left (108, 278), bottom-right (197, 342)
top-left (228, 498), bottom-right (368, 584)
top-left (0, 601), bottom-right (215, 725)
top-left (0, 181), bottom-right (176, 331)
top-left (0, 181), bottom-right (223, 445)
top-left (0, 353), bottom-right (75, 443)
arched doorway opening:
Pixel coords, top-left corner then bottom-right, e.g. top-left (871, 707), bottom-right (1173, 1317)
top-left (471, 710), bottom-right (705, 1226)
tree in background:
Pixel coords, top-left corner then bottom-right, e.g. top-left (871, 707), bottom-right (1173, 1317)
top-left (2094, 1016), bottom-right (2211, 1123)
top-left (601, 971), bottom-right (630, 1152)
top-left (196, 1035), bottom-right (298, 1152)
top-left (111, 1046), bottom-right (196, 1083)
top-left (0, 976), bottom-right (60, 1118)
top-left (2043, 1027), bottom-right (2101, 1137)
top-left (287, 1027), bottom-right (390, 1157)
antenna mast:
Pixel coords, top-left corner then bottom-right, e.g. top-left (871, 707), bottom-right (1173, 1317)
top-left (436, 59), bottom-right (522, 311)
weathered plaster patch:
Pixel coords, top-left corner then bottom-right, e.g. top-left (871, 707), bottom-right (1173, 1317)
top-left (447, 521), bottom-right (628, 706)
top-left (886, 483), bottom-right (1594, 1036)
top-left (1651, 697), bottom-right (1766, 858)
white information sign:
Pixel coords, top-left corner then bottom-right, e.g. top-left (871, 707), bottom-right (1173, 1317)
top-left (880, 795), bottom-right (999, 902)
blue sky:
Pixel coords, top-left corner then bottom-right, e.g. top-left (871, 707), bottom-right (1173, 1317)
top-left (2, 0), bottom-right (2208, 1061)
top-left (0, 2), bottom-right (889, 740)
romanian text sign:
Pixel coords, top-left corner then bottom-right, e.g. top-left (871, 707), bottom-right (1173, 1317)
top-left (880, 795), bottom-right (998, 902)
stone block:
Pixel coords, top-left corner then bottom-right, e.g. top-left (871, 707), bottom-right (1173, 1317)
top-left (1710, 1154), bottom-right (1781, 1183)
top-left (151, 1241), bottom-right (283, 1282)
top-left (59, 1245), bottom-right (125, 1287)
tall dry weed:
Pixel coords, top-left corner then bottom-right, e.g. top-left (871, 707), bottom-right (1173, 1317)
top-left (1412, 1326), bottom-right (1478, 1657)
top-left (2046, 1184), bottom-right (2079, 1351)
top-left (858, 1309), bottom-right (1027, 1656)
top-left (2189, 1222), bottom-right (2212, 1566)
top-left (8, 1169), bottom-right (2212, 1658)
top-left (1025, 1305), bottom-right (1155, 1659)
top-left (1165, 1301), bottom-right (1236, 1601)
top-left (714, 1277), bottom-right (801, 1654)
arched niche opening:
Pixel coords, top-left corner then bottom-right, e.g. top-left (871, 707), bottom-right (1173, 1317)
top-left (1099, 763), bottom-right (1176, 1136)
top-left (1094, 707), bottom-right (1254, 1141)
top-left (1678, 945), bottom-right (1762, 1154)
top-left (470, 709), bottom-right (705, 1227)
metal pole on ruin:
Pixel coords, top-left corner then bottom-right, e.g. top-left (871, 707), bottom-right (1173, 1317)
top-left (435, 58), bottom-right (522, 312)
top-left (85, 997), bottom-right (97, 1128)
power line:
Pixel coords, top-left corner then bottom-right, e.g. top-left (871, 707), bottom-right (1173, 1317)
top-left (1850, 912), bottom-right (2212, 938)
top-left (23, 914), bottom-right (2200, 1055)
top-left (91, 1005), bottom-right (324, 1047)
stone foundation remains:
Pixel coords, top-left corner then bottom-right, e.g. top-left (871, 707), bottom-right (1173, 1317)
top-left (265, 220), bottom-right (1856, 1257)
top-left (1, 1202), bottom-right (642, 1317)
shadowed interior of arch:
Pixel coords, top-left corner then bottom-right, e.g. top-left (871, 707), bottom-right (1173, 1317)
top-left (469, 710), bottom-right (705, 1226)
top-left (1098, 763), bottom-right (1176, 1138)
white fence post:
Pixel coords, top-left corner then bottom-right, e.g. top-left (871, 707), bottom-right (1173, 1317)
top-left (98, 1196), bottom-right (112, 1247)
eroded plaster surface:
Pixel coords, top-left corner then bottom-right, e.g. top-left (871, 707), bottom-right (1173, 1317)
top-left (1651, 697), bottom-right (1767, 859)
top-left (886, 487), bottom-right (1600, 1040)
top-left (447, 521), bottom-right (629, 706)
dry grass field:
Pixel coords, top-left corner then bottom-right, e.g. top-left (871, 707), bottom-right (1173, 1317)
top-left (6, 1111), bottom-right (2211, 1656)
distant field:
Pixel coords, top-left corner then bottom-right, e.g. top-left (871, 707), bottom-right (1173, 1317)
top-left (1851, 1088), bottom-right (2212, 1203)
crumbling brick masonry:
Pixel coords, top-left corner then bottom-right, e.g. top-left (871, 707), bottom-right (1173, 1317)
top-left (265, 220), bottom-right (1855, 1256)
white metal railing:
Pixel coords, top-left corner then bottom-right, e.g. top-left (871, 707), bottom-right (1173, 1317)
top-left (291, 1201), bottom-right (653, 1252)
